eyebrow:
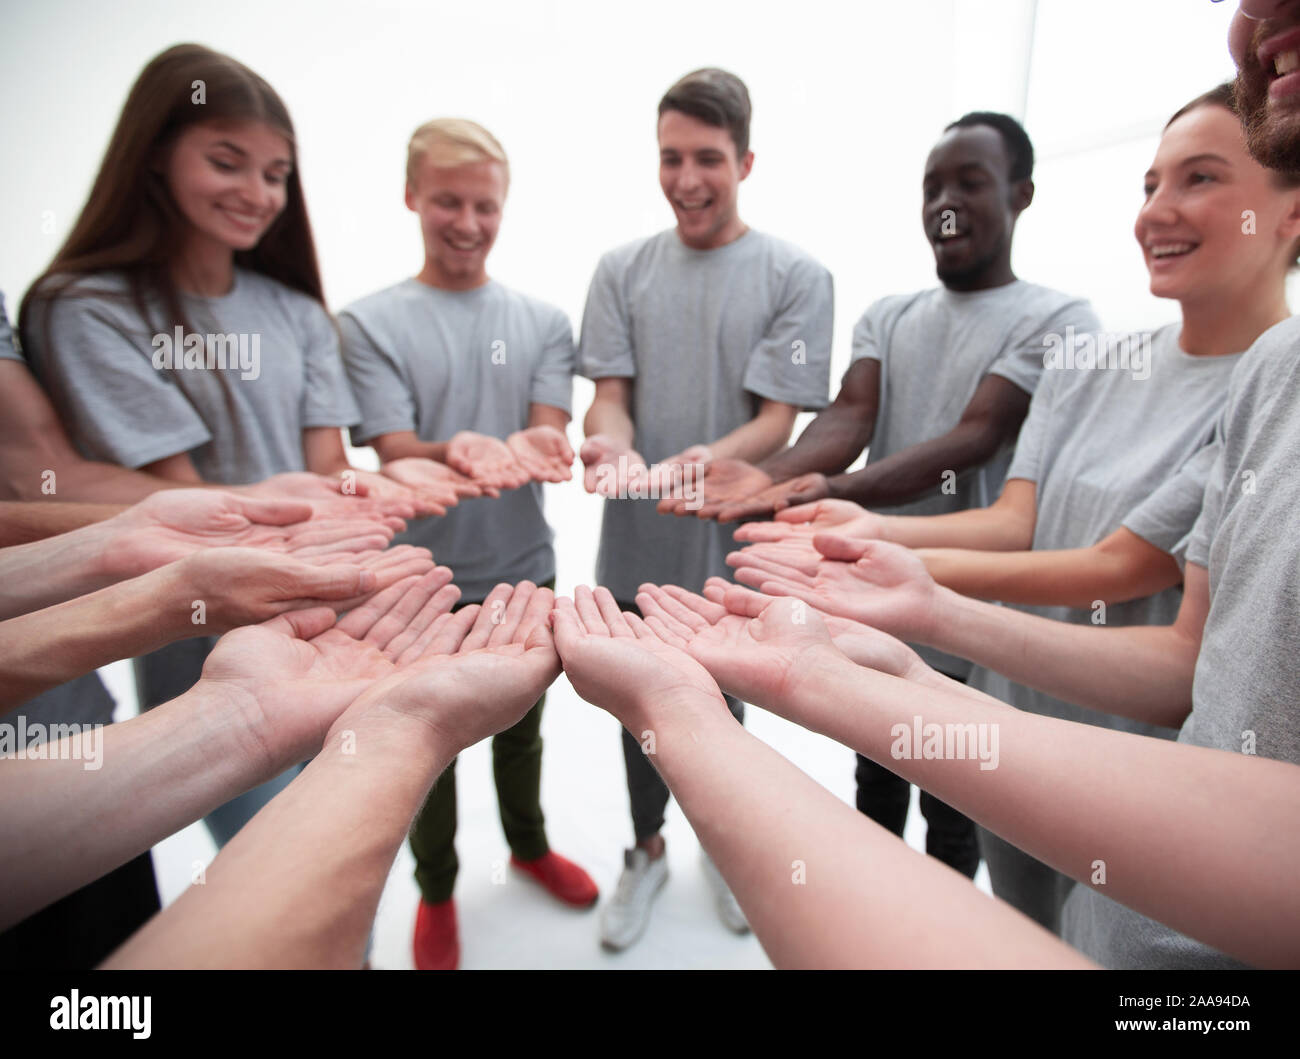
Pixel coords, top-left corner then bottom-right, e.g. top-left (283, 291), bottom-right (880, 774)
top-left (1144, 153), bottom-right (1233, 181)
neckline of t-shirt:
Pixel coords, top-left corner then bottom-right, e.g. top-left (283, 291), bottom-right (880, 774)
top-left (405, 276), bottom-right (498, 299)
top-left (1167, 323), bottom-right (1251, 364)
top-left (666, 227), bottom-right (757, 257)
top-left (180, 267), bottom-right (252, 305)
top-left (936, 278), bottom-right (1025, 303)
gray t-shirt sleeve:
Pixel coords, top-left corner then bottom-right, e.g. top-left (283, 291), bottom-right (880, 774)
top-left (338, 310), bottom-right (418, 444)
top-left (988, 299), bottom-right (1102, 397)
top-left (298, 302), bottom-right (360, 430)
top-left (531, 307), bottom-right (576, 414)
top-left (1123, 437), bottom-right (1220, 566)
top-left (741, 258), bottom-right (834, 410)
top-left (576, 255), bottom-right (636, 380)
top-left (1005, 365), bottom-right (1058, 484)
top-left (30, 293), bottom-right (212, 468)
top-left (850, 301), bottom-right (886, 364)
top-left (0, 292), bottom-right (18, 361)
top-left (1185, 434), bottom-right (1228, 570)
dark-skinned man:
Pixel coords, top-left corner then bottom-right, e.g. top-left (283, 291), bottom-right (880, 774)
top-left (665, 112), bottom-right (1099, 879)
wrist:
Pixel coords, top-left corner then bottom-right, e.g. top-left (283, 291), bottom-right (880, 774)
top-left (320, 709), bottom-right (454, 787)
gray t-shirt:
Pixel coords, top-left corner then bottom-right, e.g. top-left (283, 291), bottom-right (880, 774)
top-left (1123, 433), bottom-right (1223, 569)
top-left (1062, 315), bottom-right (1300, 969)
top-left (0, 291), bottom-right (16, 361)
top-left (339, 278), bottom-right (574, 601)
top-left (852, 281), bottom-right (1101, 676)
top-left (578, 228), bottom-right (834, 600)
top-left (23, 269), bottom-right (359, 484)
top-left (970, 323), bottom-right (1242, 737)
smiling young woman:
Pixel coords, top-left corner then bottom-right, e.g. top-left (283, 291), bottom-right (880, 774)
top-left (16, 44), bottom-right (365, 856)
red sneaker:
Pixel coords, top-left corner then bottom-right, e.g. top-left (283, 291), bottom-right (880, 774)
top-left (511, 851), bottom-right (599, 908)
top-left (413, 898), bottom-right (459, 970)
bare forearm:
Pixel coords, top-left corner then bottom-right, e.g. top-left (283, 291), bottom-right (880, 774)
top-left (0, 520), bottom-right (118, 618)
top-left (0, 501), bottom-right (126, 546)
top-left (707, 411), bottom-right (795, 465)
top-left (785, 656), bottom-right (1300, 968)
top-left (926, 587), bottom-right (1196, 728)
top-left (828, 423), bottom-right (1003, 509)
top-left (0, 684), bottom-right (267, 929)
top-left (919, 545), bottom-right (1169, 608)
top-left (103, 723), bottom-right (452, 969)
top-left (0, 569), bottom-right (186, 709)
top-left (759, 405), bottom-right (872, 480)
top-left (375, 436), bottom-right (449, 463)
top-left (644, 695), bottom-right (1090, 968)
top-left (872, 506), bottom-right (1032, 551)
top-left (583, 397), bottom-right (636, 446)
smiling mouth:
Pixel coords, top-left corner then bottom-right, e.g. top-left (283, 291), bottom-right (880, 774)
top-left (444, 237), bottom-right (482, 252)
top-left (1148, 241), bottom-right (1199, 262)
top-left (1277, 50), bottom-right (1300, 77)
top-left (218, 205), bottom-right (265, 229)
top-left (676, 198), bottom-right (713, 213)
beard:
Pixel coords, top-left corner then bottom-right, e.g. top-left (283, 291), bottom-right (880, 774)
top-left (1236, 54), bottom-right (1300, 174)
top-left (935, 241), bottom-right (1003, 288)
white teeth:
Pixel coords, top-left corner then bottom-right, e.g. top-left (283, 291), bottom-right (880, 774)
top-left (1275, 50), bottom-right (1300, 76)
top-left (1151, 242), bottom-right (1196, 258)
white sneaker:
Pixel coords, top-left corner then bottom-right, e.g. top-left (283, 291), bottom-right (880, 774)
top-left (701, 850), bottom-right (750, 934)
top-left (600, 847), bottom-right (669, 951)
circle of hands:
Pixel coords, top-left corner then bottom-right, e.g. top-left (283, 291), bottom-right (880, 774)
top-left (109, 428), bottom-right (941, 754)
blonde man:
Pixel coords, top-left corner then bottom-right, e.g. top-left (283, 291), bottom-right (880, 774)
top-left (339, 118), bottom-right (596, 971)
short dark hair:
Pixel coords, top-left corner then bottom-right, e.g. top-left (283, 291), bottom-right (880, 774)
top-left (658, 68), bottom-right (752, 158)
top-left (944, 111), bottom-right (1034, 183)
top-left (1167, 81), bottom-right (1238, 129)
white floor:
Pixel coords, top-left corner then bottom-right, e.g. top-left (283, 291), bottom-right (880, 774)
top-left (100, 475), bottom-right (991, 970)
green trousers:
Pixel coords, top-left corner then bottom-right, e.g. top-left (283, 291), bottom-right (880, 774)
top-left (408, 583), bottom-right (552, 903)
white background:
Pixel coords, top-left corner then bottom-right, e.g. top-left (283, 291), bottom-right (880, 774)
top-left (0, 0), bottom-right (1249, 968)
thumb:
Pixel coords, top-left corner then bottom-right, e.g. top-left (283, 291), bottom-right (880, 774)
top-left (294, 563), bottom-right (377, 600)
top-left (264, 606), bottom-right (339, 640)
top-left (774, 501), bottom-right (821, 525)
top-left (813, 533), bottom-right (872, 562)
top-left (232, 494), bottom-right (314, 526)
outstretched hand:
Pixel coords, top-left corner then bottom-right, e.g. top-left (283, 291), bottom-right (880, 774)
top-left (197, 567), bottom-right (461, 767)
top-left (101, 489), bottom-right (397, 582)
top-left (726, 535), bottom-right (941, 643)
top-left (713, 473), bottom-right (834, 523)
top-left (699, 577), bottom-right (929, 681)
top-left (631, 583), bottom-right (844, 709)
top-left (731, 499), bottom-right (888, 543)
top-left (329, 581), bottom-right (561, 757)
top-left (507, 426), bottom-right (576, 483)
top-left (580, 435), bottom-right (648, 497)
top-left (656, 457), bottom-right (771, 518)
top-left (380, 456), bottom-right (484, 506)
top-left (550, 585), bottom-right (726, 733)
top-left (447, 431), bottom-right (532, 492)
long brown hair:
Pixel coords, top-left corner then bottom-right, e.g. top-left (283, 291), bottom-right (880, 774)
top-left (20, 43), bottom-right (325, 340)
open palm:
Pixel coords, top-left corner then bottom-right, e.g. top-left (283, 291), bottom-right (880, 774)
top-left (731, 498), bottom-right (886, 543)
top-left (507, 426), bottom-right (575, 483)
top-left (197, 568), bottom-right (460, 766)
top-left (633, 583), bottom-right (843, 708)
top-left (726, 535), bottom-right (940, 643)
top-left (550, 586), bottom-right (726, 733)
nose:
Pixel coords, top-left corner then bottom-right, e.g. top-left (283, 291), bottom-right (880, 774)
top-left (1233, 0), bottom-right (1300, 66)
top-left (238, 172), bottom-right (277, 214)
top-left (676, 157), bottom-right (703, 192)
top-left (1136, 180), bottom-right (1179, 237)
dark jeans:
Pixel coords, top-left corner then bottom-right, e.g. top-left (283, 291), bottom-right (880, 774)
top-left (616, 598), bottom-right (745, 843)
top-left (0, 851), bottom-right (160, 969)
top-left (854, 673), bottom-right (981, 879)
top-left (408, 582), bottom-right (554, 903)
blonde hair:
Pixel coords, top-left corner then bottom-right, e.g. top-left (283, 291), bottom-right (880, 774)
top-left (407, 117), bottom-right (509, 188)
